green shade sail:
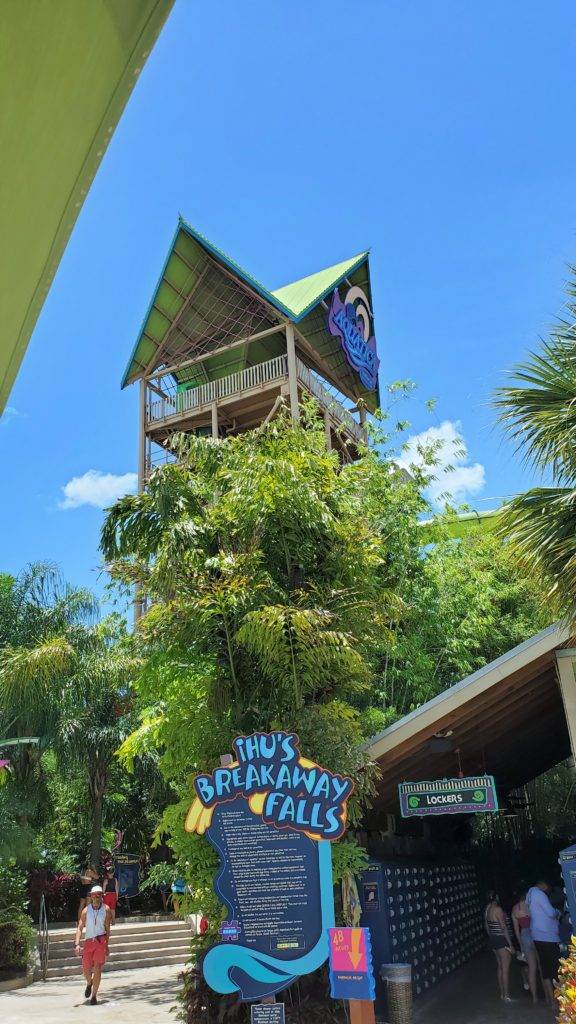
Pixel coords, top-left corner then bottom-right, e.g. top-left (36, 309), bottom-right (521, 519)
top-left (0, 0), bottom-right (174, 413)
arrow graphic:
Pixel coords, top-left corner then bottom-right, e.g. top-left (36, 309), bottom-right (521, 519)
top-left (349, 930), bottom-right (363, 969)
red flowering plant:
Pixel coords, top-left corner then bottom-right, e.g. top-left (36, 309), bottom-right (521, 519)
top-left (27, 870), bottom-right (81, 923)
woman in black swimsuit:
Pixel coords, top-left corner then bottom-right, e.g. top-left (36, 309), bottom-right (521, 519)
top-left (484, 891), bottom-right (515, 1003)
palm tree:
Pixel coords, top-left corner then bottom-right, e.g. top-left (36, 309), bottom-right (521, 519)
top-left (494, 271), bottom-right (576, 616)
top-left (0, 564), bottom-right (97, 822)
top-left (57, 624), bottom-right (140, 866)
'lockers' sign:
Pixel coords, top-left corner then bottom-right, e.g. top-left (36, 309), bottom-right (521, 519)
top-left (399, 776), bottom-right (498, 817)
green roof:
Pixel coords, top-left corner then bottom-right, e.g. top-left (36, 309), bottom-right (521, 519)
top-left (121, 218), bottom-right (375, 403)
top-left (272, 253), bottom-right (369, 319)
top-left (0, 0), bottom-right (174, 413)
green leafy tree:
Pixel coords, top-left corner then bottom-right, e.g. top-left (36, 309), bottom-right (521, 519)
top-left (373, 529), bottom-right (548, 720)
top-left (494, 272), bottom-right (576, 617)
top-left (0, 564), bottom-right (96, 837)
top-left (56, 621), bottom-right (140, 866)
top-left (102, 409), bottom-right (426, 917)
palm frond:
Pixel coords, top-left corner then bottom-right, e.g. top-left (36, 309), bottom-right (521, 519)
top-left (494, 326), bottom-right (576, 480)
top-left (498, 487), bottom-right (576, 614)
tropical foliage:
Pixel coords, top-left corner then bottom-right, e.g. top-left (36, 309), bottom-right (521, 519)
top-left (101, 407), bottom-right (547, 951)
top-left (495, 273), bottom-right (576, 617)
top-left (0, 565), bottom-right (165, 873)
top-left (102, 411), bottom-right (422, 926)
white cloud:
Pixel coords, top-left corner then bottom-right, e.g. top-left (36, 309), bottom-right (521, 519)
top-left (398, 420), bottom-right (486, 507)
top-left (1, 406), bottom-right (19, 425)
top-left (59, 469), bottom-right (138, 510)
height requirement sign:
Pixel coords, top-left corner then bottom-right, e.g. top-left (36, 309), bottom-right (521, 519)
top-left (186, 732), bottom-right (353, 1002)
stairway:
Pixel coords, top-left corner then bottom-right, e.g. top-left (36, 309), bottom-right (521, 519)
top-left (44, 916), bottom-right (192, 979)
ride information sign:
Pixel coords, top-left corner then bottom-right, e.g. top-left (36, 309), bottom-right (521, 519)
top-left (398, 775), bottom-right (498, 817)
top-left (186, 732), bottom-right (352, 1002)
top-left (209, 799), bottom-right (322, 959)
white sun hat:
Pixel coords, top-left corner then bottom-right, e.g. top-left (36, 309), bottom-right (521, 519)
top-left (90, 885), bottom-right (104, 894)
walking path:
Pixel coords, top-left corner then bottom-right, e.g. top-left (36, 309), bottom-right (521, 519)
top-left (413, 952), bottom-right (556, 1024)
top-left (0, 963), bottom-right (184, 1022)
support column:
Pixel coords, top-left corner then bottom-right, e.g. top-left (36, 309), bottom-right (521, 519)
top-left (138, 378), bottom-right (147, 490)
top-left (135, 378), bottom-right (147, 625)
top-left (211, 402), bottom-right (219, 439)
top-left (286, 323), bottom-right (299, 422)
top-left (557, 651), bottom-right (576, 761)
top-left (324, 409), bottom-right (332, 450)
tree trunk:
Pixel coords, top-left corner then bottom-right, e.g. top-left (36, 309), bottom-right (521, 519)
top-left (89, 765), bottom-right (107, 868)
top-left (90, 790), bottom-right (104, 868)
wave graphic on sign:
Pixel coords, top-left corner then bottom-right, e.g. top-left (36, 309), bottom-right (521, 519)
top-left (202, 839), bottom-right (335, 1000)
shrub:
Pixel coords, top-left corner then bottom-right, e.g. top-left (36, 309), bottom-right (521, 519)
top-left (0, 863), bottom-right (28, 920)
top-left (27, 869), bottom-right (80, 922)
top-left (176, 965), bottom-right (345, 1023)
top-left (0, 918), bottom-right (35, 973)
top-left (0, 865), bottom-right (34, 974)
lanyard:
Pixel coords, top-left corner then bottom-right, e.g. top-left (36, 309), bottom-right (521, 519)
top-left (90, 905), bottom-right (102, 934)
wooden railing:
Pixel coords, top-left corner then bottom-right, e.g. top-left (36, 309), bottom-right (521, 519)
top-left (146, 352), bottom-right (366, 444)
top-left (146, 354), bottom-right (289, 424)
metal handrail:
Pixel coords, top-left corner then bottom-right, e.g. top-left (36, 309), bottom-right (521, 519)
top-left (295, 358), bottom-right (366, 444)
top-left (38, 892), bottom-right (49, 981)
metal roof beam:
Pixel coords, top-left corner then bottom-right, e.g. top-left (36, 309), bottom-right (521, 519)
top-left (143, 263), bottom-right (210, 375)
top-left (146, 323), bottom-right (286, 381)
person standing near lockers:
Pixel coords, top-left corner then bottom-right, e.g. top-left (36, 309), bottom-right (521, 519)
top-left (512, 888), bottom-right (538, 1004)
top-left (484, 891), bottom-right (515, 1003)
top-left (527, 880), bottom-right (561, 1007)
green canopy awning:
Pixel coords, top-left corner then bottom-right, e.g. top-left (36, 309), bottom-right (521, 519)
top-left (0, 0), bottom-right (174, 412)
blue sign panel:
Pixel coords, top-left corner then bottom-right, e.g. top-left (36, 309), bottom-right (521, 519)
top-left (114, 854), bottom-right (139, 897)
top-left (186, 733), bottom-right (351, 1002)
top-left (559, 843), bottom-right (576, 935)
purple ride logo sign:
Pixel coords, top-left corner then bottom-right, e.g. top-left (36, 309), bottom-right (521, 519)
top-left (327, 286), bottom-right (379, 391)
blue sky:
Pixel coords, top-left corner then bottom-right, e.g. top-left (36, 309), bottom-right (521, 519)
top-left (2, 0), bottom-right (576, 604)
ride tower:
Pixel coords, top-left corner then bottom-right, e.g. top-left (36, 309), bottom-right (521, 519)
top-left (121, 219), bottom-right (381, 487)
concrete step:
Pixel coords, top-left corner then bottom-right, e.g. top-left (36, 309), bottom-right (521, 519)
top-left (48, 947), bottom-right (190, 973)
top-left (49, 935), bottom-right (191, 961)
top-left (48, 923), bottom-right (190, 950)
top-left (45, 952), bottom-right (187, 979)
top-left (49, 918), bottom-right (190, 941)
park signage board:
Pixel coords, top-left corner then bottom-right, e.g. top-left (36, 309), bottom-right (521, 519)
top-left (398, 775), bottom-right (498, 818)
top-left (186, 731), bottom-right (353, 1002)
top-left (328, 927), bottom-right (375, 1001)
top-left (113, 853), bottom-right (140, 897)
top-left (251, 1005), bottom-right (285, 1024)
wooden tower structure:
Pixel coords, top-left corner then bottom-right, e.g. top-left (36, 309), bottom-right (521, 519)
top-left (121, 219), bottom-right (381, 487)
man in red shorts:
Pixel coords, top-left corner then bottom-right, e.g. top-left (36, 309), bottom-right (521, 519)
top-left (74, 885), bottom-right (112, 1005)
